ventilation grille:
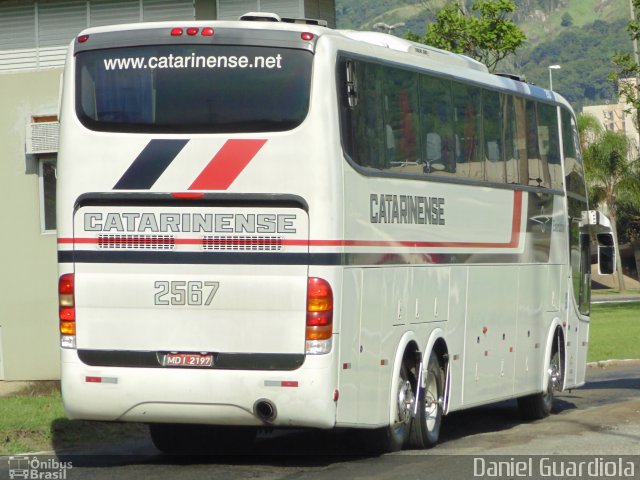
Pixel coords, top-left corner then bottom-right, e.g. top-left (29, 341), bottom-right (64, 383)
top-left (98, 234), bottom-right (175, 250)
top-left (203, 236), bottom-right (283, 251)
top-left (26, 121), bottom-right (59, 154)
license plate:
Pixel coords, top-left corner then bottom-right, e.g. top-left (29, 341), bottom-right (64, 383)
top-left (165, 353), bottom-right (213, 367)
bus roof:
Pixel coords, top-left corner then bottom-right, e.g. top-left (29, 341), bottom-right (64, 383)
top-left (72, 15), bottom-right (574, 113)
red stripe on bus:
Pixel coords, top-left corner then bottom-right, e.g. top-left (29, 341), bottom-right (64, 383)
top-left (58, 191), bottom-right (522, 248)
top-left (509, 190), bottom-right (523, 248)
top-left (188, 139), bottom-right (267, 191)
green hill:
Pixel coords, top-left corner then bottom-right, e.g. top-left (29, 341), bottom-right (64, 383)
top-left (335, 0), bottom-right (633, 110)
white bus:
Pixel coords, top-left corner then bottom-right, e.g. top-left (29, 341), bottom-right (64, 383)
top-left (57, 14), bottom-right (615, 453)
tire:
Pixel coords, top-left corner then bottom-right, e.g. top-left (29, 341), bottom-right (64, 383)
top-left (369, 361), bottom-right (415, 452)
top-left (408, 351), bottom-right (443, 449)
top-left (149, 424), bottom-right (257, 455)
top-left (518, 347), bottom-right (561, 420)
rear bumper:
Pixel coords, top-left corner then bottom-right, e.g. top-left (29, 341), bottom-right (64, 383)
top-left (61, 347), bottom-right (337, 428)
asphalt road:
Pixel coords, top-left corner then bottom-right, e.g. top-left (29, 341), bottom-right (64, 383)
top-left (2, 360), bottom-right (637, 480)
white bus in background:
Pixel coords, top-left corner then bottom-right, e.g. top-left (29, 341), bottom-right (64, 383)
top-left (57, 13), bottom-right (615, 453)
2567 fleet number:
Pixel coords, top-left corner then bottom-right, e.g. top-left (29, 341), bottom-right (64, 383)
top-left (154, 281), bottom-right (219, 306)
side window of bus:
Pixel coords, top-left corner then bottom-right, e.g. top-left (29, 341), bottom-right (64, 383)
top-left (525, 101), bottom-right (551, 188)
top-left (338, 58), bottom-right (356, 159)
top-left (511, 96), bottom-right (528, 185)
top-left (419, 74), bottom-right (455, 176)
top-left (567, 195), bottom-right (590, 314)
top-left (537, 103), bottom-right (563, 190)
top-left (561, 109), bottom-right (587, 198)
top-left (348, 60), bottom-right (386, 170)
top-left (482, 89), bottom-right (504, 183)
top-left (452, 82), bottom-right (483, 180)
top-left (503, 94), bottom-right (519, 184)
top-left (383, 67), bottom-right (421, 174)
top-left (562, 108), bottom-right (590, 313)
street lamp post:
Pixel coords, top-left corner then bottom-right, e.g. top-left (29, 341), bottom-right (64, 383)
top-left (373, 22), bottom-right (405, 35)
top-left (548, 64), bottom-right (561, 91)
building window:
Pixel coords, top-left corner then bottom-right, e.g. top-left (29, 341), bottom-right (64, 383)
top-left (0, 0), bottom-right (196, 73)
top-left (39, 156), bottom-right (57, 233)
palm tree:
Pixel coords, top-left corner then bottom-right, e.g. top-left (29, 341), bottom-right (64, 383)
top-left (583, 130), bottom-right (640, 291)
top-left (577, 113), bottom-right (603, 153)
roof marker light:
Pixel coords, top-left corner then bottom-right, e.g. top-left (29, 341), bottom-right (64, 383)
top-left (171, 28), bottom-right (183, 36)
top-left (301, 32), bottom-right (314, 41)
top-left (187, 27), bottom-right (199, 36)
top-left (78, 35), bottom-right (89, 43)
top-left (201, 27), bottom-right (214, 36)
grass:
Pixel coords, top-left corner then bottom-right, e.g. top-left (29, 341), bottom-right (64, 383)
top-left (587, 302), bottom-right (640, 362)
top-left (0, 382), bottom-right (147, 455)
top-left (0, 301), bottom-right (637, 455)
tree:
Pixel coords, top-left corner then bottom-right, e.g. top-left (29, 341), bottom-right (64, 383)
top-left (583, 130), bottom-right (640, 290)
top-left (577, 112), bottom-right (603, 153)
top-left (561, 12), bottom-right (573, 27)
top-left (407, 0), bottom-right (526, 72)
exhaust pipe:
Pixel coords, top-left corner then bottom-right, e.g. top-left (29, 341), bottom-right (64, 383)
top-left (253, 399), bottom-right (277, 423)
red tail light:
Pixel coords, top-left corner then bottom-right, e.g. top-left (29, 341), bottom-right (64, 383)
top-left (301, 32), bottom-right (314, 41)
top-left (186, 27), bottom-right (199, 36)
top-left (201, 27), bottom-right (214, 36)
top-left (306, 277), bottom-right (333, 342)
top-left (171, 27), bottom-right (183, 36)
top-left (59, 274), bottom-right (76, 335)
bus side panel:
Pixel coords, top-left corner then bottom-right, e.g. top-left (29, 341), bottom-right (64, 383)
top-left (335, 268), bottom-right (363, 424)
top-left (337, 265), bottom-right (451, 426)
top-left (357, 267), bottom-right (396, 425)
top-left (440, 266), bottom-right (468, 413)
top-left (462, 266), bottom-right (518, 406)
top-left (513, 265), bottom-right (547, 394)
top-left (575, 319), bottom-right (589, 387)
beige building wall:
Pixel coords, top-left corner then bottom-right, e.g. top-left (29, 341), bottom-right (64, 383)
top-left (583, 78), bottom-right (639, 159)
top-left (0, 69), bottom-right (61, 380)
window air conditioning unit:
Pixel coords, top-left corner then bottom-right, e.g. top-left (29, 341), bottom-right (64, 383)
top-left (26, 121), bottom-right (59, 154)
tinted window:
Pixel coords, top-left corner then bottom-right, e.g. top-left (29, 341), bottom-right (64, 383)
top-left (344, 61), bottom-right (385, 169)
top-left (383, 67), bottom-right (420, 172)
top-left (339, 56), bottom-right (571, 191)
top-left (561, 109), bottom-right (587, 197)
top-left (483, 90), bottom-right (504, 183)
top-left (452, 82), bottom-right (483, 180)
top-left (419, 75), bottom-right (454, 176)
top-left (537, 103), bottom-right (563, 190)
top-left (76, 45), bottom-right (312, 133)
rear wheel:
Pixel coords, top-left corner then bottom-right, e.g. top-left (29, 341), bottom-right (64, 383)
top-left (369, 361), bottom-right (415, 452)
top-left (518, 346), bottom-right (561, 420)
top-left (408, 351), bottom-right (443, 449)
top-left (149, 424), bottom-right (257, 455)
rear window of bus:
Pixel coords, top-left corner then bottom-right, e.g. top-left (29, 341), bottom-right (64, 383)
top-left (75, 45), bottom-right (312, 133)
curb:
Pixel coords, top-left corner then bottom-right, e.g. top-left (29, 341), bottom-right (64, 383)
top-left (587, 358), bottom-right (640, 368)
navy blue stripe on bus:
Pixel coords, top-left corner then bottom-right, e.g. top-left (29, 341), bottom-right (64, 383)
top-left (113, 139), bottom-right (188, 190)
top-left (58, 250), bottom-right (544, 267)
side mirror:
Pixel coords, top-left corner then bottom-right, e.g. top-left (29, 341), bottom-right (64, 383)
top-left (596, 233), bottom-right (616, 275)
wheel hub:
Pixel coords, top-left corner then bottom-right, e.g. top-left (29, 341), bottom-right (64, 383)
top-left (548, 355), bottom-right (561, 392)
top-left (397, 379), bottom-right (414, 423)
